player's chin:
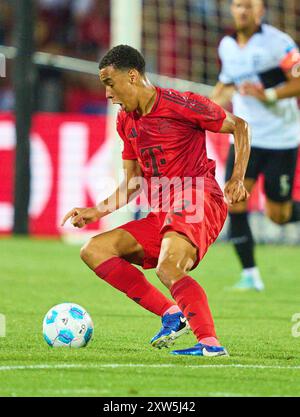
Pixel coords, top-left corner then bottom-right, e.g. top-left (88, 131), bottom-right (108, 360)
top-left (124, 102), bottom-right (137, 113)
top-left (124, 106), bottom-right (133, 113)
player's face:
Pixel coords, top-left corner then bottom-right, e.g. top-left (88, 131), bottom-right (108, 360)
top-left (99, 66), bottom-right (139, 113)
top-left (231, 0), bottom-right (264, 30)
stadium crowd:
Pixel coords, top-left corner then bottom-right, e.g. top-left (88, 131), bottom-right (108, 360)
top-left (0, 0), bottom-right (300, 113)
top-left (0, 0), bottom-right (110, 113)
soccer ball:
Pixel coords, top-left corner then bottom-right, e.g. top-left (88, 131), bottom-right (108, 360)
top-left (43, 303), bottom-right (94, 348)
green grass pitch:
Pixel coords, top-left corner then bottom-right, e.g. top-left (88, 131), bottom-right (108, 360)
top-left (0, 237), bottom-right (299, 397)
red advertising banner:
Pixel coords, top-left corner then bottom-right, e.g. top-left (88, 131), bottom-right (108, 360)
top-left (0, 113), bottom-right (299, 236)
top-left (0, 113), bottom-right (110, 236)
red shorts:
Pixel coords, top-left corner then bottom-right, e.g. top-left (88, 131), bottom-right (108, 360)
top-left (117, 191), bottom-right (227, 270)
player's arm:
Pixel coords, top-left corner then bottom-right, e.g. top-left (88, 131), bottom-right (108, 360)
top-left (61, 159), bottom-right (142, 228)
top-left (241, 69), bottom-right (300, 102)
top-left (210, 82), bottom-right (235, 108)
top-left (219, 111), bottom-right (251, 205)
top-left (97, 159), bottom-right (143, 214)
top-left (269, 68), bottom-right (300, 100)
top-left (241, 42), bottom-right (300, 102)
top-left (174, 91), bottom-right (250, 205)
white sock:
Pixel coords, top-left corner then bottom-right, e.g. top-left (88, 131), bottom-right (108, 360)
top-left (242, 267), bottom-right (264, 287)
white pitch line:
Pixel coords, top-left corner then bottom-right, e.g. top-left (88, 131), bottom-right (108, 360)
top-left (0, 363), bottom-right (300, 371)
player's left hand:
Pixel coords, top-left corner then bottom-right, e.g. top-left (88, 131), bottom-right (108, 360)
top-left (61, 207), bottom-right (102, 228)
top-left (239, 82), bottom-right (267, 102)
top-left (224, 178), bottom-right (249, 206)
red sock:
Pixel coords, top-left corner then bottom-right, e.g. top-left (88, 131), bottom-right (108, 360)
top-left (94, 257), bottom-right (175, 317)
top-left (170, 276), bottom-right (218, 342)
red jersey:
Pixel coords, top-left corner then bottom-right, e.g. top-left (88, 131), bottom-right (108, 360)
top-left (116, 87), bottom-right (226, 204)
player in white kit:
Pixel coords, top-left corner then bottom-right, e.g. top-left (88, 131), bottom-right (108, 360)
top-left (212, 0), bottom-right (300, 290)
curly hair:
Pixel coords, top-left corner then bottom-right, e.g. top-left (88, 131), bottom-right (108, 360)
top-left (99, 45), bottom-right (146, 74)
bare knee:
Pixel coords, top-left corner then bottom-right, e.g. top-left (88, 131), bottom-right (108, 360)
top-left (156, 232), bottom-right (197, 289)
top-left (265, 201), bottom-right (292, 225)
top-left (156, 252), bottom-right (195, 289)
top-left (267, 211), bottom-right (290, 225)
top-left (80, 239), bottom-right (96, 264)
top-left (156, 258), bottom-right (182, 289)
top-left (80, 235), bottom-right (118, 270)
top-left (80, 229), bottom-right (144, 270)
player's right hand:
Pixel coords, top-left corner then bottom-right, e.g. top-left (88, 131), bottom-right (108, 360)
top-left (61, 207), bottom-right (103, 228)
top-left (224, 178), bottom-right (249, 206)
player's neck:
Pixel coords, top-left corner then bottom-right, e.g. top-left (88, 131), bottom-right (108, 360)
top-left (136, 79), bottom-right (157, 117)
top-left (236, 24), bottom-right (260, 46)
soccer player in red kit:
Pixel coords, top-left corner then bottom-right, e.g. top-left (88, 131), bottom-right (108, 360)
top-left (62, 45), bottom-right (250, 356)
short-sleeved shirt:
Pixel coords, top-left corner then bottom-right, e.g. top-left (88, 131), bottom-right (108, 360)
top-left (218, 24), bottom-right (300, 149)
top-left (116, 87), bottom-right (226, 208)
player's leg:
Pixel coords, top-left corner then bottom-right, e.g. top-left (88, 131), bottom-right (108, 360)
top-left (80, 226), bottom-right (176, 317)
top-left (155, 231), bottom-right (228, 357)
top-left (149, 231), bottom-right (195, 349)
top-left (263, 147), bottom-right (300, 225)
top-left (265, 199), bottom-right (300, 224)
top-left (226, 145), bottom-right (264, 291)
top-left (80, 228), bottom-right (144, 270)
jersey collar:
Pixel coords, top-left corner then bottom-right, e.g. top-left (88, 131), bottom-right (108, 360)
top-left (229, 24), bottom-right (263, 40)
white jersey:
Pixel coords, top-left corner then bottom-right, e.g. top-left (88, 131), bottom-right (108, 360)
top-left (218, 24), bottom-right (300, 150)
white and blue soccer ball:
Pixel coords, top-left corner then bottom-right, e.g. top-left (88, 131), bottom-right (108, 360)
top-left (43, 303), bottom-right (94, 348)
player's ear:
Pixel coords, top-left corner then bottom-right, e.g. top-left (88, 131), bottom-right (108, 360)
top-left (128, 69), bottom-right (139, 84)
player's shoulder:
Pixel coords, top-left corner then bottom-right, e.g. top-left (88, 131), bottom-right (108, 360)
top-left (160, 87), bottom-right (206, 105)
top-left (160, 88), bottom-right (214, 117)
top-left (260, 23), bottom-right (295, 44)
top-left (261, 23), bottom-right (288, 37)
top-left (218, 24), bottom-right (297, 57)
top-left (159, 88), bottom-right (188, 111)
top-left (218, 34), bottom-right (236, 52)
top-left (219, 24), bottom-right (295, 45)
top-left (161, 87), bottom-right (188, 101)
top-left (261, 24), bottom-right (298, 57)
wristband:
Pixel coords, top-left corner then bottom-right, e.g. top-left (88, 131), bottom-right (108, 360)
top-left (265, 88), bottom-right (278, 104)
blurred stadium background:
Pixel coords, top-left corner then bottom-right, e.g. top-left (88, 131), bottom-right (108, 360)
top-left (0, 0), bottom-right (300, 243)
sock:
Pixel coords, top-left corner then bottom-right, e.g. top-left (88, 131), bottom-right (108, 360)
top-left (200, 337), bottom-right (221, 347)
top-left (286, 201), bottom-right (300, 223)
top-left (170, 276), bottom-right (218, 342)
top-left (242, 266), bottom-right (264, 288)
top-left (242, 266), bottom-right (261, 279)
top-left (94, 257), bottom-right (175, 317)
top-left (163, 305), bottom-right (181, 315)
top-left (229, 212), bottom-right (256, 269)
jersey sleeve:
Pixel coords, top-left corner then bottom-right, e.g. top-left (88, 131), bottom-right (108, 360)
top-left (218, 38), bottom-right (234, 85)
top-left (116, 112), bottom-right (137, 160)
top-left (272, 31), bottom-right (300, 72)
top-left (180, 92), bottom-right (226, 132)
